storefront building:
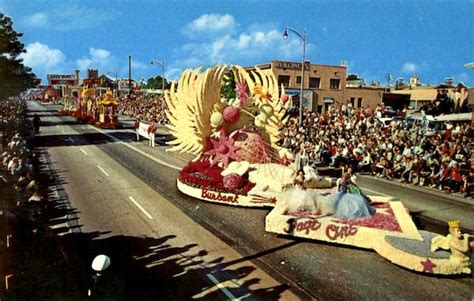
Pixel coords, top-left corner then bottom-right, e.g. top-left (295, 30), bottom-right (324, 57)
top-left (245, 60), bottom-right (347, 113)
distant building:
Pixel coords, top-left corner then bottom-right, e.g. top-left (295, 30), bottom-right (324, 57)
top-left (245, 60), bottom-right (347, 113)
top-left (117, 79), bottom-right (137, 92)
top-left (245, 61), bottom-right (472, 112)
top-left (409, 76), bottom-right (420, 88)
top-left (47, 70), bottom-right (80, 97)
top-left (391, 85), bottom-right (474, 110)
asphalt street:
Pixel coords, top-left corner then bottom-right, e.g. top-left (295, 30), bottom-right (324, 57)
top-left (33, 102), bottom-right (298, 299)
top-left (32, 102), bottom-right (473, 300)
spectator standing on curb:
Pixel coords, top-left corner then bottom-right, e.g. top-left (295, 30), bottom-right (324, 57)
top-left (147, 120), bottom-right (157, 148)
top-left (32, 114), bottom-right (40, 134)
top-left (134, 119), bottom-right (140, 141)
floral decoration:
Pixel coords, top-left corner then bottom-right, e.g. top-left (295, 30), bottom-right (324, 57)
top-left (179, 161), bottom-right (255, 194)
top-left (334, 202), bottom-right (402, 232)
top-left (235, 79), bottom-right (249, 107)
top-left (204, 128), bottom-right (240, 168)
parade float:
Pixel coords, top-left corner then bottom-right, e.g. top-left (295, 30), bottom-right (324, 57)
top-left (42, 86), bottom-right (59, 104)
top-left (164, 65), bottom-right (310, 207)
top-left (96, 89), bottom-right (120, 128)
top-left (59, 78), bottom-right (121, 128)
top-left (165, 64), bottom-right (473, 275)
top-left (71, 86), bottom-right (95, 122)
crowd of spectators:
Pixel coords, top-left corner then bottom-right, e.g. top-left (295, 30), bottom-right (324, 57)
top-left (279, 102), bottom-right (473, 197)
top-left (117, 94), bottom-right (169, 125)
top-left (0, 98), bottom-right (44, 239)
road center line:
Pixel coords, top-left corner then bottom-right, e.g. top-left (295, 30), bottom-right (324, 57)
top-left (361, 187), bottom-right (391, 197)
top-left (88, 125), bottom-right (180, 171)
top-left (97, 165), bottom-right (110, 177)
top-left (128, 196), bottom-right (153, 219)
top-left (206, 273), bottom-right (238, 300)
top-left (80, 148), bottom-right (88, 155)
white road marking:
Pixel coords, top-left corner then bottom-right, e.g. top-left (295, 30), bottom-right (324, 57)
top-left (206, 273), bottom-right (238, 300)
top-left (128, 196), bottom-right (153, 219)
top-left (361, 187), bottom-right (391, 197)
top-left (97, 165), bottom-right (110, 177)
top-left (88, 125), bottom-right (180, 171)
top-left (80, 148), bottom-right (88, 155)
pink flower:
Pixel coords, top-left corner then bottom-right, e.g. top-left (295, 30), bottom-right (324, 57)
top-left (223, 106), bottom-right (240, 123)
top-left (204, 128), bottom-right (240, 168)
top-left (235, 80), bottom-right (249, 107)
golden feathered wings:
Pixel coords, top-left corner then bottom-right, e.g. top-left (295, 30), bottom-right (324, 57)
top-left (165, 66), bottom-right (227, 154)
top-left (232, 65), bottom-right (289, 147)
top-left (165, 65), bottom-right (289, 155)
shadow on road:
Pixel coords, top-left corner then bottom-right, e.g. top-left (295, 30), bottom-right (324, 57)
top-left (5, 149), bottom-right (290, 300)
top-left (33, 131), bottom-right (173, 148)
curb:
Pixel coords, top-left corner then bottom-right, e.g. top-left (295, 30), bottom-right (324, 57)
top-left (359, 175), bottom-right (472, 206)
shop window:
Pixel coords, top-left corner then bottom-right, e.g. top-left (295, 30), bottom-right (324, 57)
top-left (330, 79), bottom-right (340, 90)
top-left (309, 77), bottom-right (320, 88)
top-left (278, 75), bottom-right (290, 88)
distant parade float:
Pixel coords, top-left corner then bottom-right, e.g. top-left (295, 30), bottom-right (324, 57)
top-left (42, 86), bottom-right (59, 103)
top-left (165, 64), bottom-right (473, 275)
top-left (60, 87), bottom-right (121, 129)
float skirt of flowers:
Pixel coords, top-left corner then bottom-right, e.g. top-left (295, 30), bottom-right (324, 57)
top-left (265, 196), bottom-right (422, 250)
top-left (177, 178), bottom-right (277, 208)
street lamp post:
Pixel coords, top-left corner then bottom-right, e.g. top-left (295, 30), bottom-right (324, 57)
top-left (283, 26), bottom-right (307, 124)
top-left (150, 59), bottom-right (166, 96)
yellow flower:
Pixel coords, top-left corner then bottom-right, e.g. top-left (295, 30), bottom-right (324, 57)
top-left (253, 84), bottom-right (271, 103)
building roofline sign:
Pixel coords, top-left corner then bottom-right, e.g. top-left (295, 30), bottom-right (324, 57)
top-left (274, 61), bottom-right (310, 71)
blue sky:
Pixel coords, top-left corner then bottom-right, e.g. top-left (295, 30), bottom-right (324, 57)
top-left (1, 0), bottom-right (473, 86)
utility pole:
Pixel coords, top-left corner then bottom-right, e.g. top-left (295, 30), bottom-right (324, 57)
top-left (128, 55), bottom-right (132, 98)
top-left (386, 73), bottom-right (392, 92)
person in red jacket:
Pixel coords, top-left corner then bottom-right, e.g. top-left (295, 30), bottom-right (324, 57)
top-left (445, 162), bottom-right (462, 193)
top-left (147, 120), bottom-right (157, 147)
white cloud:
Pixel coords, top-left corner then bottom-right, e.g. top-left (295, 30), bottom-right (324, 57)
top-left (170, 24), bottom-right (306, 76)
top-left (20, 5), bottom-right (116, 31)
top-left (183, 14), bottom-right (236, 38)
top-left (22, 12), bottom-right (48, 27)
top-left (20, 42), bottom-right (66, 69)
top-left (19, 42), bottom-right (68, 80)
top-left (75, 47), bottom-right (117, 72)
top-left (168, 17), bottom-right (315, 79)
top-left (90, 48), bottom-right (111, 59)
top-left (402, 62), bottom-right (418, 73)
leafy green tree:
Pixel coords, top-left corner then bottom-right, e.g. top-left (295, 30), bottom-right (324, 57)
top-left (143, 75), bottom-right (169, 90)
top-left (0, 13), bottom-right (37, 98)
top-left (221, 70), bottom-right (236, 100)
top-left (346, 74), bottom-right (360, 81)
